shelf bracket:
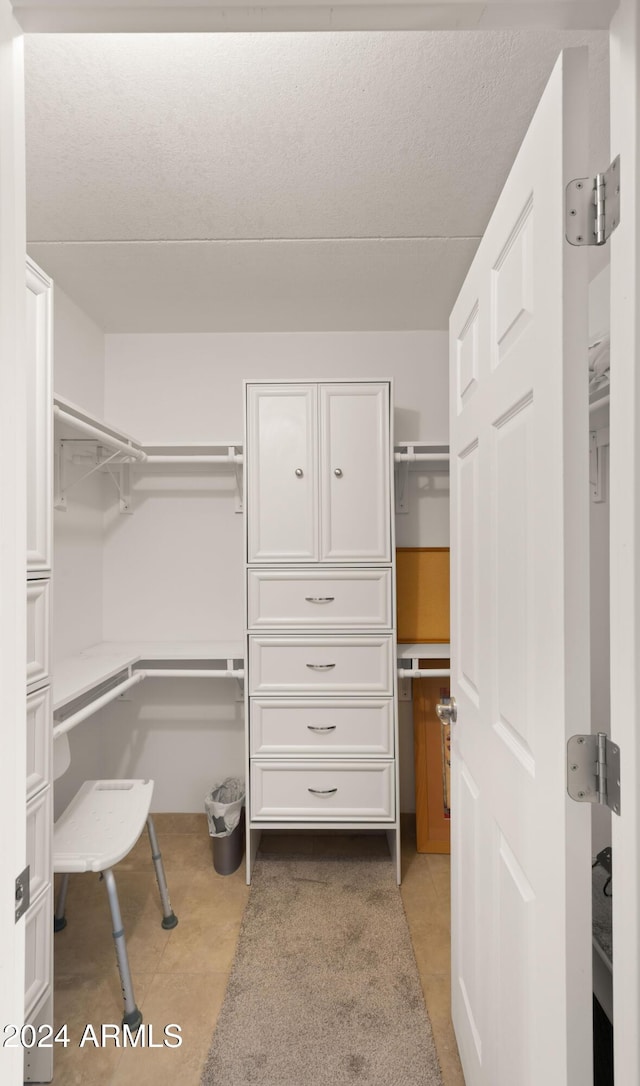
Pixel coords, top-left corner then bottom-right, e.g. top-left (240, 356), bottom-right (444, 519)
top-left (395, 459), bottom-right (409, 515)
top-left (234, 448), bottom-right (244, 514)
top-left (590, 426), bottom-right (609, 503)
top-left (54, 439), bottom-right (67, 511)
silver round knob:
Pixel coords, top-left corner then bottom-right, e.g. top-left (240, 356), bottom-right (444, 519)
top-left (295, 468), bottom-right (303, 477)
top-left (334, 468), bottom-right (343, 477)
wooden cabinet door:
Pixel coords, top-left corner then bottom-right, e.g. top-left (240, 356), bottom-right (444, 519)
top-left (246, 384), bottom-right (318, 563)
top-left (319, 383), bottom-right (390, 562)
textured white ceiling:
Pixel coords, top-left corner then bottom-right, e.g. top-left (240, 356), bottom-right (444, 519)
top-left (25, 30), bottom-right (609, 331)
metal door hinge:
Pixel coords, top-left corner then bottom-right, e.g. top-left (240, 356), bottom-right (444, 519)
top-left (566, 156), bottom-right (620, 246)
top-left (15, 866), bottom-right (30, 922)
top-left (567, 733), bottom-right (620, 815)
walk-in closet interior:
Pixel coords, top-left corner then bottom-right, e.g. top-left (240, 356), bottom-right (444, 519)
top-left (22, 26), bottom-right (612, 1085)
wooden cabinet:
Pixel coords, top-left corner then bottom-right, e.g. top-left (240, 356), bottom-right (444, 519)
top-left (245, 380), bottom-right (399, 882)
top-left (246, 382), bottom-right (391, 564)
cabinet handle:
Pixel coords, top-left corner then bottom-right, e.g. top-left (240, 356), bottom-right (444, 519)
top-left (307, 725), bottom-right (337, 733)
top-left (308, 787), bottom-right (338, 796)
top-left (305, 596), bottom-right (335, 604)
top-left (306, 663), bottom-right (336, 670)
top-left (334, 468), bottom-right (343, 477)
top-left (295, 468), bottom-right (304, 477)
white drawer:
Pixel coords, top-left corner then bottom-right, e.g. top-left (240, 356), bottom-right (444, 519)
top-left (27, 580), bottom-right (50, 689)
top-left (26, 787), bottom-right (51, 904)
top-left (250, 699), bottom-right (394, 757)
top-left (247, 568), bottom-right (392, 629)
top-left (250, 761), bottom-right (395, 820)
top-left (27, 687), bottom-right (51, 800)
top-left (249, 636), bottom-right (393, 695)
top-left (24, 885), bottom-right (52, 1018)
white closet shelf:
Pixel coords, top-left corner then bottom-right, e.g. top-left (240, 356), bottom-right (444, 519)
top-left (394, 441), bottom-right (450, 463)
top-left (53, 641), bottom-right (245, 717)
top-left (140, 443), bottom-right (243, 465)
top-left (53, 395), bottom-right (146, 462)
top-left (397, 642), bottom-right (451, 679)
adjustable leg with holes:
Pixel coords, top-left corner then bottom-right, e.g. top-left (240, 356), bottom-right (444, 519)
top-left (102, 868), bottom-right (142, 1031)
top-left (147, 816), bottom-right (178, 930)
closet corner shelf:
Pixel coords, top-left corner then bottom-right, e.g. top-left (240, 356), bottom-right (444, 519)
top-left (397, 643), bottom-right (451, 679)
top-left (394, 441), bottom-right (450, 463)
top-left (52, 641), bottom-right (245, 737)
top-left (53, 395), bottom-right (146, 461)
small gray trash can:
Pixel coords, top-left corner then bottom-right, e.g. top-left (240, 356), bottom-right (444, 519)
top-left (205, 778), bottom-right (245, 876)
top-left (212, 809), bottom-right (245, 875)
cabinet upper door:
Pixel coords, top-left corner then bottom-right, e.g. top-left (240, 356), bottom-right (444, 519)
top-left (246, 384), bottom-right (318, 563)
top-left (26, 259), bottom-right (52, 575)
top-left (320, 383), bottom-right (391, 562)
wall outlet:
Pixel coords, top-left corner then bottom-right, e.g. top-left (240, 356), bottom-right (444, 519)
top-left (398, 677), bottom-right (412, 702)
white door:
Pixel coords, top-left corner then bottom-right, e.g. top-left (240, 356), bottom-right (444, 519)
top-left (449, 48), bottom-right (592, 1086)
top-left (0, 0), bottom-right (27, 1078)
top-left (609, 1), bottom-right (640, 1081)
top-left (319, 383), bottom-right (391, 562)
top-left (246, 383), bottom-right (318, 563)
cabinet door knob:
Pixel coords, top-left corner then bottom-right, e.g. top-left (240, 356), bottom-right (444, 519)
top-left (305, 596), bottom-right (335, 604)
top-left (307, 725), bottom-right (337, 733)
top-left (308, 787), bottom-right (338, 796)
top-left (334, 468), bottom-right (343, 477)
top-left (295, 468), bottom-right (304, 477)
top-left (306, 663), bottom-right (336, 670)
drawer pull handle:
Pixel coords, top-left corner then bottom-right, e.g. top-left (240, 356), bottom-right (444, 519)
top-left (305, 596), bottom-right (335, 603)
top-left (307, 725), bottom-right (337, 733)
top-left (306, 663), bottom-right (336, 670)
top-left (308, 787), bottom-right (338, 796)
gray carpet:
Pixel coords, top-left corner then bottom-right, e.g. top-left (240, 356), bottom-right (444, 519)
top-left (200, 854), bottom-right (444, 1086)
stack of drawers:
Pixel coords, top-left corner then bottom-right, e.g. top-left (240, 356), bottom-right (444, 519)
top-left (244, 380), bottom-right (398, 877)
top-left (247, 569), bottom-right (396, 821)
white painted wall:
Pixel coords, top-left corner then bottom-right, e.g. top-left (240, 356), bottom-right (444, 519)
top-left (99, 330), bottom-right (450, 810)
top-left (50, 285), bottom-right (109, 816)
top-left (52, 285), bottom-right (105, 661)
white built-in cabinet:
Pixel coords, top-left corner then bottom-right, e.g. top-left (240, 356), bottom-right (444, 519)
top-left (246, 383), bottom-right (391, 564)
top-left (244, 380), bottom-right (400, 883)
top-left (24, 259), bottom-right (54, 1083)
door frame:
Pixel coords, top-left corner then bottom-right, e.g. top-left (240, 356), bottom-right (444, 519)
top-left (2, 3), bottom-right (636, 1085)
top-left (0, 2), bottom-right (26, 1080)
top-left (609, 1), bottom-right (640, 1081)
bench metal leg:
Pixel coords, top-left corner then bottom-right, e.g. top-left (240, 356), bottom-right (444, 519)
top-left (54, 873), bottom-right (70, 932)
top-left (102, 867), bottom-right (142, 1031)
top-left (146, 816), bottom-right (178, 930)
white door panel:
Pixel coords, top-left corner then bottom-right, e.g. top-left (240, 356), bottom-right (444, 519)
top-left (25, 260), bottom-right (52, 576)
top-left (246, 384), bottom-right (318, 562)
top-left (450, 47), bottom-right (591, 1086)
top-left (320, 383), bottom-right (391, 562)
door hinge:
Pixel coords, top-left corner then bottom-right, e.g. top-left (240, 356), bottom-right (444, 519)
top-left (565, 156), bottom-right (620, 246)
top-left (567, 732), bottom-right (621, 815)
top-left (15, 865), bottom-right (30, 922)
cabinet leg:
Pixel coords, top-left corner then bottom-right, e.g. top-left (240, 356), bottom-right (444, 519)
top-left (386, 826), bottom-right (402, 885)
top-left (246, 827), bottom-right (262, 885)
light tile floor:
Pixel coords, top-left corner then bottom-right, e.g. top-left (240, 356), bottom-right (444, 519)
top-left (49, 816), bottom-right (464, 1085)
